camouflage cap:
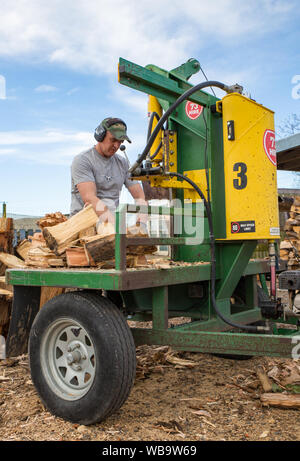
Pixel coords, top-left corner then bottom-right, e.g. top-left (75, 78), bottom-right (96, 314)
top-left (102, 117), bottom-right (131, 143)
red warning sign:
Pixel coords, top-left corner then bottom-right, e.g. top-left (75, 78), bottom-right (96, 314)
top-left (263, 129), bottom-right (276, 166)
top-left (185, 101), bottom-right (203, 120)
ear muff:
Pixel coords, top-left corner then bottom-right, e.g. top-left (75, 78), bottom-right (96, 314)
top-left (94, 123), bottom-right (106, 142)
top-left (94, 118), bottom-right (127, 143)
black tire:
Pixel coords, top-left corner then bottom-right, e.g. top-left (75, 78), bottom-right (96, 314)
top-left (29, 291), bottom-right (136, 425)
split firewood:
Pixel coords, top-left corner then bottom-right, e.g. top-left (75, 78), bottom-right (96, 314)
top-left (133, 255), bottom-right (149, 267)
top-left (279, 249), bottom-right (289, 261)
top-left (84, 230), bottom-right (157, 266)
top-left (79, 225), bottom-right (96, 238)
top-left (0, 217), bottom-right (13, 234)
top-left (66, 247), bottom-right (90, 267)
top-left (0, 218), bottom-right (14, 276)
top-left (260, 393), bottom-right (300, 409)
top-left (48, 258), bottom-right (65, 267)
top-left (84, 234), bottom-right (116, 264)
top-left (43, 205), bottom-right (98, 255)
top-left (278, 196), bottom-right (294, 212)
top-left (280, 241), bottom-right (293, 250)
top-left (0, 276), bottom-right (12, 292)
top-left (0, 289), bottom-right (13, 300)
top-left (25, 246), bottom-right (61, 268)
top-left (40, 287), bottom-right (65, 308)
top-left (37, 212), bottom-right (67, 229)
top-left (0, 252), bottom-right (26, 269)
top-left (16, 239), bottom-right (32, 260)
top-left (96, 256), bottom-right (136, 269)
top-left (290, 205), bottom-right (300, 214)
top-left (256, 365), bottom-right (273, 393)
top-left (0, 297), bottom-right (12, 335)
top-left (28, 232), bottom-right (45, 246)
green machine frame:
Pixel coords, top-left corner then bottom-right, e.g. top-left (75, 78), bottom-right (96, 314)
top-left (5, 58), bottom-right (300, 359)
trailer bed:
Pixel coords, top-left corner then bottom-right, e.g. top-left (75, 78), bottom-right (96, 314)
top-left (6, 258), bottom-right (273, 291)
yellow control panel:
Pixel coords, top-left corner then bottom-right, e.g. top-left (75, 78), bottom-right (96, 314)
top-left (217, 93), bottom-right (280, 240)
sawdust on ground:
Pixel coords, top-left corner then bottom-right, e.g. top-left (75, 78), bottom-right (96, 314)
top-left (0, 340), bottom-right (299, 442)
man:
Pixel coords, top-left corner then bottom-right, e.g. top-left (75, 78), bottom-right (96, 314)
top-left (70, 117), bottom-right (147, 229)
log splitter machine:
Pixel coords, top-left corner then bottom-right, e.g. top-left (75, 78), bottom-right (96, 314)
top-left (4, 57), bottom-right (300, 425)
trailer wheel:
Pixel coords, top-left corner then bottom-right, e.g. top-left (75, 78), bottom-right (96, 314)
top-left (29, 291), bottom-right (136, 425)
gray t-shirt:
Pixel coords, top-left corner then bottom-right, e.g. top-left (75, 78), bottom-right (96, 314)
top-left (70, 146), bottom-right (138, 216)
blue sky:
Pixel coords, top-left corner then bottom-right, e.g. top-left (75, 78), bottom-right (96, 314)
top-left (0, 0), bottom-right (299, 216)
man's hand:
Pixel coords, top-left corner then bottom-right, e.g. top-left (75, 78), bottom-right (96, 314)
top-left (77, 181), bottom-right (115, 222)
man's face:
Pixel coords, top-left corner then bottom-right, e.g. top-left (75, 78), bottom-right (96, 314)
top-left (99, 131), bottom-right (123, 157)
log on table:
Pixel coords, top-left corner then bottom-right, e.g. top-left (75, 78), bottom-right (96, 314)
top-left (0, 252), bottom-right (26, 269)
top-left (43, 205), bottom-right (98, 255)
top-left (260, 393), bottom-right (300, 409)
top-left (84, 231), bottom-right (157, 265)
top-left (16, 239), bottom-right (32, 260)
top-left (37, 212), bottom-right (67, 229)
top-left (84, 234), bottom-right (116, 264)
top-left (66, 247), bottom-right (90, 267)
top-left (25, 246), bottom-right (65, 268)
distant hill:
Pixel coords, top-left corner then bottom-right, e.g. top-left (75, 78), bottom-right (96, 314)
top-left (2, 213), bottom-right (41, 231)
top-left (6, 213), bottom-right (41, 220)
top-left (13, 217), bottom-right (42, 231)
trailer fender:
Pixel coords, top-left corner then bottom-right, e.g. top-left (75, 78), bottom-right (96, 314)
top-left (6, 285), bottom-right (41, 357)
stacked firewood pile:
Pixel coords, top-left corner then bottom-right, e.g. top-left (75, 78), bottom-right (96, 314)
top-left (0, 205), bottom-right (157, 271)
top-left (0, 217), bottom-right (14, 341)
top-left (280, 196), bottom-right (300, 269)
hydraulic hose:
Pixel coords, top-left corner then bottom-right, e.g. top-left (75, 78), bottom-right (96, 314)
top-left (129, 80), bottom-right (228, 174)
top-left (166, 172), bottom-right (265, 333)
top-left (147, 111), bottom-right (162, 160)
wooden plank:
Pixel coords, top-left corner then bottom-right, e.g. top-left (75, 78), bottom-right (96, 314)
top-left (261, 393), bottom-right (300, 409)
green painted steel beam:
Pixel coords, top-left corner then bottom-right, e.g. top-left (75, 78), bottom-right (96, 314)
top-left (217, 241), bottom-right (257, 300)
top-left (5, 268), bottom-right (122, 290)
top-left (173, 308), bottom-right (263, 332)
top-left (152, 286), bottom-right (168, 330)
top-left (5, 263), bottom-right (213, 291)
top-left (119, 57), bottom-right (211, 107)
top-left (131, 327), bottom-right (299, 358)
top-left (6, 257), bottom-right (276, 291)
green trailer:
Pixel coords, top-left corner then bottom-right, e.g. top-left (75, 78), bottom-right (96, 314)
top-left (4, 57), bottom-right (300, 425)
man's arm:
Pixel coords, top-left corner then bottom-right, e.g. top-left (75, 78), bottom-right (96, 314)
top-left (77, 181), bottom-right (114, 222)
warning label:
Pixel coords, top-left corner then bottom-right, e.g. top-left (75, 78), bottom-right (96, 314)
top-left (185, 101), bottom-right (203, 120)
top-left (263, 129), bottom-right (276, 166)
top-left (231, 221), bottom-right (256, 233)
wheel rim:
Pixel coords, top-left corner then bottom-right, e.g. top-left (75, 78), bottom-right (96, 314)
top-left (40, 317), bottom-right (96, 401)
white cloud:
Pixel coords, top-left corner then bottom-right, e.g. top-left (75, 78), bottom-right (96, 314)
top-left (66, 87), bottom-right (79, 96)
top-left (0, 0), bottom-right (296, 77)
top-left (0, 129), bottom-right (92, 145)
top-left (35, 84), bottom-right (58, 93)
top-left (0, 128), bottom-right (147, 165)
top-left (0, 148), bottom-right (17, 155)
